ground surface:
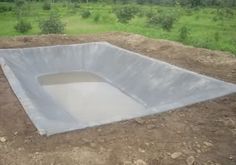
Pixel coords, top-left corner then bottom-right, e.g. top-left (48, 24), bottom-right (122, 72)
top-left (0, 32), bottom-right (236, 165)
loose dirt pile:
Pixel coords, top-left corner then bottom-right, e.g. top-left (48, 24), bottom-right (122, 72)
top-left (0, 32), bottom-right (235, 165)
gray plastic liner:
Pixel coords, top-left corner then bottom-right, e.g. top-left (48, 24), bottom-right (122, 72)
top-left (0, 42), bottom-right (236, 136)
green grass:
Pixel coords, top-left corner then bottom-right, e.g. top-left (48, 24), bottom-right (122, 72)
top-left (0, 2), bottom-right (236, 56)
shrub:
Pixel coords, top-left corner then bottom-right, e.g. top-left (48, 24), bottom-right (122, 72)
top-left (146, 12), bottom-right (160, 26)
top-left (113, 5), bottom-right (139, 23)
top-left (80, 10), bottom-right (91, 19)
top-left (160, 15), bottom-right (175, 31)
top-left (214, 32), bottom-right (220, 42)
top-left (136, 0), bottom-right (145, 5)
top-left (15, 0), bottom-right (30, 18)
top-left (15, 0), bottom-right (25, 8)
top-left (0, 5), bottom-right (12, 13)
top-left (42, 2), bottom-right (51, 10)
top-left (179, 26), bottom-right (190, 40)
top-left (147, 13), bottom-right (176, 31)
top-left (93, 13), bottom-right (100, 22)
top-left (14, 19), bottom-right (32, 33)
top-left (145, 10), bottom-right (156, 18)
top-left (73, 2), bottom-right (80, 8)
top-left (39, 13), bottom-right (65, 34)
top-left (225, 8), bottom-right (234, 18)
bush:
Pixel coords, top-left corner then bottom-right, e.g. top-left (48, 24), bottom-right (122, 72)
top-left (42, 2), bottom-right (51, 10)
top-left (14, 19), bottom-right (32, 33)
top-left (214, 32), bottom-right (220, 42)
top-left (15, 0), bottom-right (25, 8)
top-left (160, 15), bottom-right (175, 31)
top-left (93, 13), bottom-right (100, 22)
top-left (179, 26), bottom-right (190, 40)
top-left (113, 5), bottom-right (139, 23)
top-left (39, 13), bottom-right (65, 34)
top-left (147, 13), bottom-right (176, 31)
top-left (80, 10), bottom-right (91, 19)
top-left (14, 0), bottom-right (28, 18)
top-left (146, 12), bottom-right (160, 26)
top-left (73, 2), bottom-right (80, 8)
top-left (0, 5), bottom-right (12, 13)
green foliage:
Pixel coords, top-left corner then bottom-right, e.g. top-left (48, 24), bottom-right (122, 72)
top-left (160, 15), bottom-right (176, 31)
top-left (73, 2), bottom-right (80, 8)
top-left (93, 13), bottom-right (100, 22)
top-left (15, 0), bottom-right (25, 8)
top-left (80, 9), bottom-right (91, 18)
top-left (39, 13), bottom-right (65, 34)
top-left (146, 11), bottom-right (159, 26)
top-left (147, 12), bottom-right (176, 31)
top-left (0, 4), bottom-right (12, 13)
top-left (214, 32), bottom-right (220, 42)
top-left (113, 5), bottom-right (139, 23)
top-left (14, 0), bottom-right (29, 18)
top-left (0, 2), bottom-right (235, 55)
top-left (42, 2), bottom-right (51, 10)
top-left (14, 19), bottom-right (32, 33)
top-left (179, 26), bottom-right (190, 40)
top-left (136, 0), bottom-right (145, 5)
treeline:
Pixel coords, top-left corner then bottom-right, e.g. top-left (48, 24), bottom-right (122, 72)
top-left (77, 0), bottom-right (236, 7)
top-left (1, 0), bottom-right (236, 7)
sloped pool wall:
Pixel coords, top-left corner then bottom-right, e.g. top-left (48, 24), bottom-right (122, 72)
top-left (0, 42), bottom-right (236, 136)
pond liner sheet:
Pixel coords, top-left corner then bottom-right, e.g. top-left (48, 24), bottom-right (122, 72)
top-left (0, 42), bottom-right (236, 136)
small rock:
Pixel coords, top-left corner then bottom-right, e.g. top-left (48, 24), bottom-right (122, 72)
top-left (82, 138), bottom-right (91, 143)
top-left (147, 124), bottom-right (155, 129)
top-left (90, 142), bottom-right (96, 147)
top-left (0, 137), bottom-right (7, 143)
top-left (196, 149), bottom-right (201, 153)
top-left (223, 118), bottom-right (235, 128)
top-left (135, 159), bottom-right (147, 165)
top-left (138, 148), bottom-right (145, 153)
top-left (123, 161), bottom-right (133, 165)
top-left (18, 147), bottom-right (24, 151)
top-left (145, 142), bottom-right (150, 146)
top-left (203, 141), bottom-right (213, 147)
top-left (229, 155), bottom-right (233, 160)
top-left (135, 118), bottom-right (145, 124)
top-left (171, 152), bottom-right (182, 159)
top-left (186, 156), bottom-right (195, 165)
top-left (14, 131), bottom-right (18, 135)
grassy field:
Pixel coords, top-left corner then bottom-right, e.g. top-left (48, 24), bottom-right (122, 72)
top-left (0, 2), bottom-right (236, 55)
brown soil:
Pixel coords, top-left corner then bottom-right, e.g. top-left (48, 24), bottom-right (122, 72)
top-left (0, 32), bottom-right (236, 165)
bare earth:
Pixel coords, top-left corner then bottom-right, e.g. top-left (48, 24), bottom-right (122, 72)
top-left (0, 32), bottom-right (235, 165)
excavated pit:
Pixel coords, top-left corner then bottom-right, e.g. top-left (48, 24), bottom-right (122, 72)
top-left (0, 42), bottom-right (236, 136)
top-left (38, 71), bottom-right (146, 127)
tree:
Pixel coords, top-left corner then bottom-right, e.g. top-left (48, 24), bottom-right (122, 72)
top-left (39, 13), bottom-right (65, 34)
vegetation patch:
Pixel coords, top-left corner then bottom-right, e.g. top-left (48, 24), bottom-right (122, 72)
top-left (14, 19), bottom-right (32, 33)
top-left (113, 5), bottom-right (139, 23)
top-left (0, 1), bottom-right (235, 55)
top-left (39, 13), bottom-right (65, 34)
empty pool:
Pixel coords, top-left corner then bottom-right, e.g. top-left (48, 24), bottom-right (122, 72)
top-left (0, 42), bottom-right (236, 136)
top-left (39, 71), bottom-right (146, 127)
